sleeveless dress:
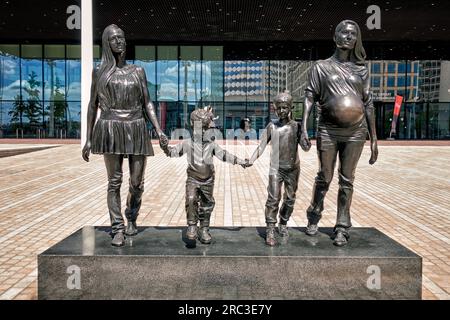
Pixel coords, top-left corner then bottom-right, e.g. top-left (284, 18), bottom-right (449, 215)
top-left (91, 65), bottom-right (154, 156)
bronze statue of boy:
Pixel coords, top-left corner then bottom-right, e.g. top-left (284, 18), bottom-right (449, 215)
top-left (249, 91), bottom-right (301, 246)
top-left (160, 107), bottom-right (249, 244)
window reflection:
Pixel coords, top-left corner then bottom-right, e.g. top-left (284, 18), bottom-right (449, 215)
top-left (0, 43), bottom-right (450, 140)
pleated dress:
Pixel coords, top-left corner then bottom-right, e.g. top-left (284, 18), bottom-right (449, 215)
top-left (91, 65), bottom-right (154, 156)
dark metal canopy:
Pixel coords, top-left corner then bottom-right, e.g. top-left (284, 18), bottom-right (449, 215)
top-left (1, 0), bottom-right (450, 59)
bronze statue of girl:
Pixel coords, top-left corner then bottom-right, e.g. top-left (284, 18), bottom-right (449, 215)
top-left (82, 24), bottom-right (168, 246)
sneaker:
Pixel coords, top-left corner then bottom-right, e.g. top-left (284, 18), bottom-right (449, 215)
top-left (125, 220), bottom-right (138, 236)
top-left (265, 225), bottom-right (277, 246)
top-left (198, 227), bottom-right (212, 244)
top-left (305, 222), bottom-right (319, 236)
top-left (186, 225), bottom-right (198, 240)
top-left (333, 230), bottom-right (348, 247)
top-left (111, 232), bottom-right (125, 247)
top-left (278, 224), bottom-right (289, 237)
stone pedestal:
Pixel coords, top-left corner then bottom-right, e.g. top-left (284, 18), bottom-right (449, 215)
top-left (38, 226), bottom-right (422, 299)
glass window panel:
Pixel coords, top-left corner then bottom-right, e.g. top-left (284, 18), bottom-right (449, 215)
top-left (160, 101), bottom-right (186, 137)
top-left (287, 61), bottom-right (314, 102)
top-left (22, 45), bottom-right (44, 110)
top-left (372, 62), bottom-right (381, 74)
top-left (203, 46), bottom-right (223, 61)
top-left (246, 102), bottom-right (268, 138)
top-left (93, 45), bottom-right (101, 59)
top-left (180, 46), bottom-right (200, 61)
top-left (248, 60), bottom-right (268, 102)
top-left (387, 76), bottom-right (395, 87)
top-left (157, 46), bottom-right (177, 60)
top-left (270, 61), bottom-right (290, 101)
top-left (44, 100), bottom-right (67, 138)
top-left (225, 61), bottom-right (246, 102)
top-left (383, 103), bottom-right (395, 138)
top-left (429, 103), bottom-right (450, 139)
top-left (66, 101), bottom-right (81, 138)
top-left (180, 47), bottom-right (201, 104)
top-left (387, 63), bottom-right (396, 73)
top-left (156, 60), bottom-right (178, 102)
top-left (0, 45), bottom-right (21, 100)
top-left (0, 44), bottom-right (19, 56)
top-left (202, 60), bottom-right (223, 102)
top-left (179, 60), bottom-right (201, 104)
top-left (66, 59), bottom-right (81, 101)
top-left (0, 101), bottom-right (15, 137)
top-left (156, 46), bottom-right (178, 101)
top-left (44, 45), bottom-right (65, 59)
top-left (135, 46), bottom-right (157, 102)
top-left (44, 59), bottom-right (65, 101)
top-left (22, 45), bottom-right (42, 59)
top-left (372, 76), bottom-right (381, 87)
top-left (223, 102), bottom-right (246, 138)
top-left (398, 103), bottom-right (426, 139)
top-left (67, 45), bottom-right (80, 59)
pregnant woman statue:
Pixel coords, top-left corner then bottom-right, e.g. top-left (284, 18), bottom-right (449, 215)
top-left (82, 24), bottom-right (167, 246)
top-left (300, 20), bottom-right (378, 246)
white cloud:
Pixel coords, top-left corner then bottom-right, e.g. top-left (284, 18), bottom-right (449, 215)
top-left (0, 58), bottom-right (18, 75)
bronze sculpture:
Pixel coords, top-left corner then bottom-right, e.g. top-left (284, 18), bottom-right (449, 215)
top-left (82, 24), bottom-right (168, 247)
top-left (160, 107), bottom-right (248, 244)
top-left (300, 20), bottom-right (378, 246)
top-left (249, 91), bottom-right (301, 246)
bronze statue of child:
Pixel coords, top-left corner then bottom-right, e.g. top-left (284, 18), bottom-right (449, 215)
top-left (160, 107), bottom-right (249, 244)
top-left (249, 91), bottom-right (301, 246)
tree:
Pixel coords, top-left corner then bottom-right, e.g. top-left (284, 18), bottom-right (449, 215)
top-left (47, 77), bottom-right (67, 137)
top-left (8, 94), bottom-right (25, 128)
top-left (23, 71), bottom-right (42, 126)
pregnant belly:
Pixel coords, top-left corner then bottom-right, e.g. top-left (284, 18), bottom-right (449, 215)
top-left (322, 95), bottom-right (365, 127)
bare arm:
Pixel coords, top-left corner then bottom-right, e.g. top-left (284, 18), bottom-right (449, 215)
top-left (362, 68), bottom-right (378, 164)
top-left (249, 124), bottom-right (272, 164)
top-left (82, 68), bottom-right (99, 162)
top-left (300, 94), bottom-right (314, 151)
top-left (136, 67), bottom-right (166, 141)
top-left (300, 63), bottom-right (321, 152)
top-left (213, 143), bottom-right (245, 165)
top-left (163, 140), bottom-right (188, 158)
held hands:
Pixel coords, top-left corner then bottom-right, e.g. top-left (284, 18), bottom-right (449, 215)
top-left (158, 132), bottom-right (169, 153)
top-left (239, 158), bottom-right (253, 169)
top-left (369, 140), bottom-right (378, 165)
top-left (300, 131), bottom-right (311, 152)
top-left (82, 141), bottom-right (91, 162)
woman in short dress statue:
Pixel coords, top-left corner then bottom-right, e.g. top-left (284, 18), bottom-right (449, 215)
top-left (300, 20), bottom-right (378, 246)
top-left (82, 24), bottom-right (167, 246)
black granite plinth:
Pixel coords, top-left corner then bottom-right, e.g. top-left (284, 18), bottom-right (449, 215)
top-left (38, 226), bottom-right (422, 300)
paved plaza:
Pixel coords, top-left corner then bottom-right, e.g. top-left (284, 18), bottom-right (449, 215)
top-left (0, 140), bottom-right (449, 300)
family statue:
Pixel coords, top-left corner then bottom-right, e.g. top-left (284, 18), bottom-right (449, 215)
top-left (83, 20), bottom-right (377, 248)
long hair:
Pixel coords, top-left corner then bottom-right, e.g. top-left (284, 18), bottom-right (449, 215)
top-left (96, 24), bottom-right (124, 104)
top-left (335, 20), bottom-right (366, 65)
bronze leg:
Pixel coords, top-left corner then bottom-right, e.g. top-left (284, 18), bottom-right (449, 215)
top-left (335, 140), bottom-right (365, 235)
top-left (104, 154), bottom-right (125, 234)
top-left (125, 155), bottom-right (147, 223)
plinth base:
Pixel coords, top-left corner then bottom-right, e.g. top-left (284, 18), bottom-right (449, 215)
top-left (38, 226), bottom-right (422, 300)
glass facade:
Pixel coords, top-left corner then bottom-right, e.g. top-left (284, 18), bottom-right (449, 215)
top-left (1, 44), bottom-right (449, 139)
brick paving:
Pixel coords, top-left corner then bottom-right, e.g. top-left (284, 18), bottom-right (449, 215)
top-left (0, 141), bottom-right (448, 300)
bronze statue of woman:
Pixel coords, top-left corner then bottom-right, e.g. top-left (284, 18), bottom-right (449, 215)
top-left (82, 24), bottom-right (168, 246)
top-left (300, 20), bottom-right (378, 246)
